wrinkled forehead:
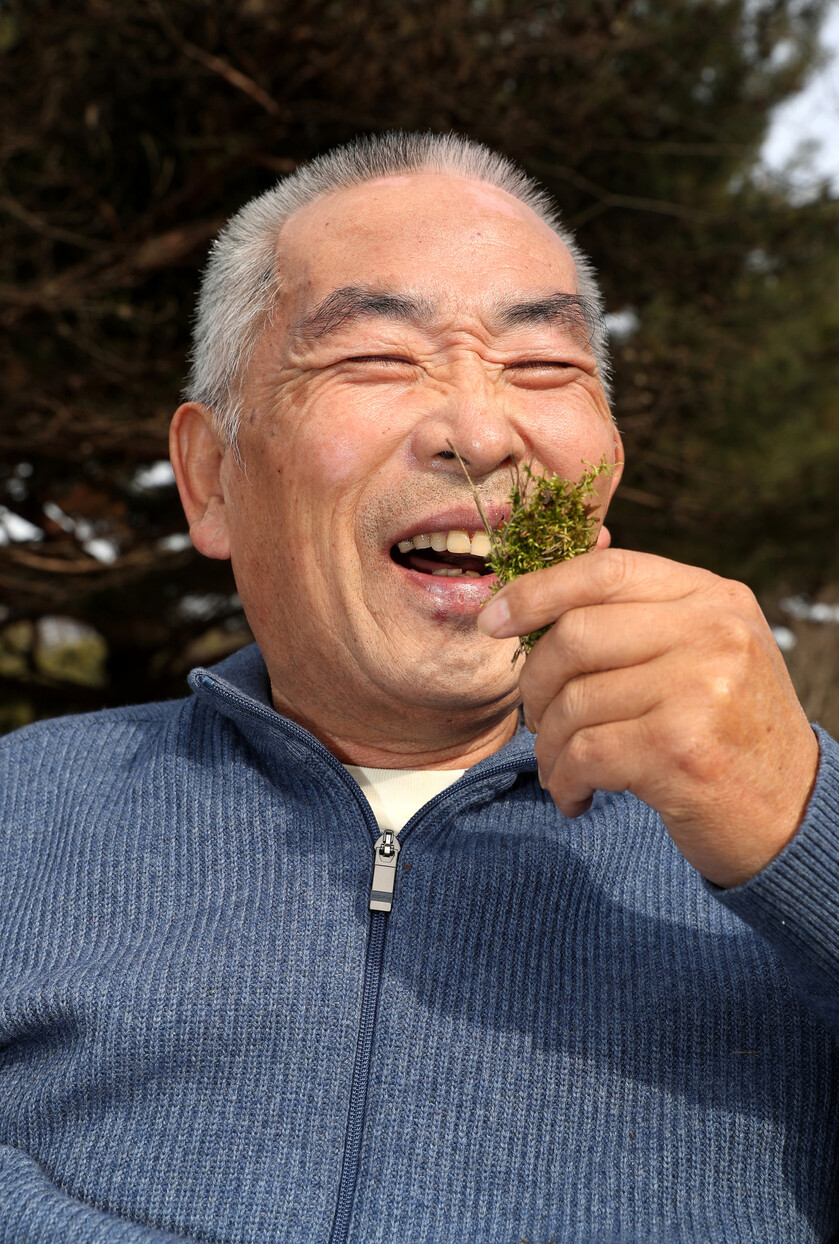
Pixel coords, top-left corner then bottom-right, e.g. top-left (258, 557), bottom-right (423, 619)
top-left (274, 173), bottom-right (581, 328)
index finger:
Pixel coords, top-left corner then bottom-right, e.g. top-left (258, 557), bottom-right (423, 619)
top-left (476, 548), bottom-right (713, 639)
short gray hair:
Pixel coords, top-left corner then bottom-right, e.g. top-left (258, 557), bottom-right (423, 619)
top-left (185, 131), bottom-right (611, 445)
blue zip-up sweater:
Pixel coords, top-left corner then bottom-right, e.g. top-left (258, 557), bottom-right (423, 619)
top-left (1, 643), bottom-right (839, 1243)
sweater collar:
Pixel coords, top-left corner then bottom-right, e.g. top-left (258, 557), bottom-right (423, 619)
top-left (189, 642), bottom-right (537, 779)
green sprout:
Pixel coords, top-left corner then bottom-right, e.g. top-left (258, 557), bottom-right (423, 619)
top-left (447, 441), bottom-right (614, 658)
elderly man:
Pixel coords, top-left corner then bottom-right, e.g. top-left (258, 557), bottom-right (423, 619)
top-left (1, 132), bottom-right (837, 1243)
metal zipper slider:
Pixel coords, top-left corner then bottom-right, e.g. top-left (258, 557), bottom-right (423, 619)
top-left (369, 829), bottom-right (401, 913)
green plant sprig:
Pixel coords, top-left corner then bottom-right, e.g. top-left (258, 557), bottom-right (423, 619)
top-left (447, 442), bottom-right (614, 658)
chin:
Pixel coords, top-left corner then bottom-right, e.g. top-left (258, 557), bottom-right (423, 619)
top-left (382, 642), bottom-right (521, 718)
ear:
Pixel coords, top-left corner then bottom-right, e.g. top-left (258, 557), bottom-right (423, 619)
top-left (169, 403), bottom-right (232, 561)
top-left (608, 423), bottom-right (625, 502)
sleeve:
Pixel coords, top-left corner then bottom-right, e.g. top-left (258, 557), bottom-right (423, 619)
top-left (708, 725), bottom-right (839, 1038)
top-left (0, 1145), bottom-right (190, 1244)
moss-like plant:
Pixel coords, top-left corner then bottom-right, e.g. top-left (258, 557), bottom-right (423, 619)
top-left (448, 442), bottom-right (614, 657)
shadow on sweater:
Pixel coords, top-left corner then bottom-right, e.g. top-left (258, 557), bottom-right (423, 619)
top-left (380, 778), bottom-right (839, 1239)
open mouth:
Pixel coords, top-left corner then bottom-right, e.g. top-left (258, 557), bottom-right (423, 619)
top-left (390, 528), bottom-right (495, 579)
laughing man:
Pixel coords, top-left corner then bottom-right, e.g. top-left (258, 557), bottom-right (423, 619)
top-left (2, 133), bottom-right (838, 1243)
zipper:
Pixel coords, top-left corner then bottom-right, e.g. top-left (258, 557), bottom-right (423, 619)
top-left (327, 756), bottom-right (530, 1244)
top-left (329, 906), bottom-right (388, 1244)
top-left (328, 829), bottom-right (402, 1238)
top-left (369, 829), bottom-right (401, 913)
top-left (196, 670), bottom-right (533, 1244)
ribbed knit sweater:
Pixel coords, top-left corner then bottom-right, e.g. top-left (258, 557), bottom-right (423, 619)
top-left (1, 643), bottom-right (839, 1243)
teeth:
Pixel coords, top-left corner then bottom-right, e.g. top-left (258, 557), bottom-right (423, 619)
top-left (446, 530), bottom-right (471, 554)
top-left (396, 528), bottom-right (495, 556)
top-left (432, 567), bottom-right (463, 577)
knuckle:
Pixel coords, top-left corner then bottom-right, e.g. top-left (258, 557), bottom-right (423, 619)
top-left (721, 577), bottom-right (757, 612)
top-left (557, 675), bottom-right (588, 723)
top-left (707, 674), bottom-right (738, 714)
top-left (667, 695), bottom-right (740, 780)
top-left (566, 725), bottom-right (598, 769)
top-left (715, 611), bottom-right (759, 660)
top-left (551, 609), bottom-right (589, 660)
top-left (671, 729), bottom-right (719, 784)
top-left (596, 547), bottom-right (630, 595)
top-left (707, 576), bottom-right (760, 624)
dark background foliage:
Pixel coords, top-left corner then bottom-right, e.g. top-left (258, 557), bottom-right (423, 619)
top-left (1, 0), bottom-right (838, 730)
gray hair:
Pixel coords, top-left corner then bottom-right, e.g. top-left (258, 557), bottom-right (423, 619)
top-left (185, 131), bottom-right (611, 445)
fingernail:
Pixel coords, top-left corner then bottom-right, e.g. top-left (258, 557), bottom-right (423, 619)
top-left (477, 595), bottom-right (511, 637)
top-left (537, 766), bottom-right (546, 789)
top-left (524, 711), bottom-right (537, 734)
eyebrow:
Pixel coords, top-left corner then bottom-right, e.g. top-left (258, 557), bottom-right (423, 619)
top-left (494, 292), bottom-right (596, 347)
top-left (290, 285), bottom-right (436, 345)
top-left (289, 284), bottom-right (598, 349)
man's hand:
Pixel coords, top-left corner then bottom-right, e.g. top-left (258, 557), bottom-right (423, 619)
top-left (478, 549), bottom-right (819, 888)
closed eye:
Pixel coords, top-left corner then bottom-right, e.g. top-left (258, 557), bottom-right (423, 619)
top-left (505, 360), bottom-right (580, 389)
top-left (344, 354), bottom-right (415, 366)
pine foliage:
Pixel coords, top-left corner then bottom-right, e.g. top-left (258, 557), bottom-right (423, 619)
top-left (0, 0), bottom-right (836, 724)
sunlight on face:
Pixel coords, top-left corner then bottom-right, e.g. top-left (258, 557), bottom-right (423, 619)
top-left (219, 173), bottom-right (622, 755)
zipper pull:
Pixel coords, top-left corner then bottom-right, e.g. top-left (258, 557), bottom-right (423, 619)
top-left (369, 829), bottom-right (401, 913)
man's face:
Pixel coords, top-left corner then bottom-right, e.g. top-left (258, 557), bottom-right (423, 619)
top-left (212, 173), bottom-right (621, 740)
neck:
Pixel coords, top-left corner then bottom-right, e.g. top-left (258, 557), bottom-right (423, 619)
top-left (268, 688), bottom-right (520, 769)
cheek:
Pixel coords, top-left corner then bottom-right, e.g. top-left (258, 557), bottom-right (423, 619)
top-left (290, 390), bottom-right (404, 491)
top-left (533, 389), bottom-right (616, 470)
top-left (303, 428), bottom-right (380, 489)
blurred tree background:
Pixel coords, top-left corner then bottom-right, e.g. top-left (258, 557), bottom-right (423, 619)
top-left (1, 0), bottom-right (838, 732)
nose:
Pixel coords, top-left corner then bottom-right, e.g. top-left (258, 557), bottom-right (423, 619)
top-left (410, 366), bottom-right (527, 482)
